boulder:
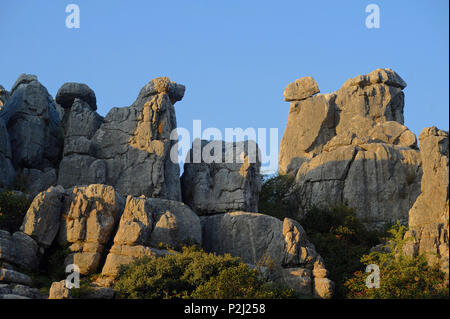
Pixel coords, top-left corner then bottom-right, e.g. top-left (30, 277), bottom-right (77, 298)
top-left (0, 269), bottom-right (33, 286)
top-left (56, 82), bottom-right (97, 110)
top-left (181, 140), bottom-right (261, 214)
top-left (0, 74), bottom-right (62, 171)
top-left (279, 68), bottom-right (422, 228)
top-left (283, 77), bottom-right (320, 101)
top-left (405, 127), bottom-right (449, 274)
top-left (20, 185), bottom-right (65, 248)
top-left (0, 230), bottom-right (39, 271)
top-left (22, 168), bottom-right (57, 197)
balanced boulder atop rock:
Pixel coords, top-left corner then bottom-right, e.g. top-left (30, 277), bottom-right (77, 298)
top-left (283, 76), bottom-right (320, 101)
top-left (56, 82), bottom-right (97, 110)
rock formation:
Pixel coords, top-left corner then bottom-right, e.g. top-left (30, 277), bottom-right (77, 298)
top-left (404, 127), bottom-right (449, 275)
top-left (57, 77), bottom-right (184, 201)
top-left (181, 140), bottom-right (261, 214)
top-left (279, 68), bottom-right (422, 228)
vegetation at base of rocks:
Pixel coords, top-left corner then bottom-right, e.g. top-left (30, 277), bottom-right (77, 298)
top-left (300, 204), bottom-right (388, 298)
top-left (345, 223), bottom-right (449, 299)
top-left (0, 189), bottom-right (31, 233)
top-left (114, 246), bottom-right (295, 299)
top-left (258, 174), bottom-right (298, 220)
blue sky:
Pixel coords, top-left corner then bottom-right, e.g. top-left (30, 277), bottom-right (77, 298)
top-left (1, 1), bottom-right (448, 159)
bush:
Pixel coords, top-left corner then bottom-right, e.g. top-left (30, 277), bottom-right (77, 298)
top-left (258, 174), bottom-right (298, 220)
top-left (299, 205), bottom-right (387, 298)
top-left (345, 223), bottom-right (449, 299)
top-left (114, 246), bottom-right (294, 299)
top-left (0, 190), bottom-right (31, 233)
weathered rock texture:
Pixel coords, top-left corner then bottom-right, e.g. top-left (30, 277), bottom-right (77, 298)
top-left (57, 77), bottom-right (184, 200)
top-left (279, 69), bottom-right (422, 228)
top-left (102, 195), bottom-right (201, 277)
top-left (0, 230), bottom-right (40, 271)
top-left (57, 184), bottom-right (124, 275)
top-left (201, 212), bottom-right (333, 298)
top-left (405, 127), bottom-right (449, 274)
top-left (181, 140), bottom-right (261, 214)
top-left (0, 74), bottom-right (63, 192)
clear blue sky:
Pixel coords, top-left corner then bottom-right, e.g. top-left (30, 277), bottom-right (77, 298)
top-left (1, 1), bottom-right (448, 153)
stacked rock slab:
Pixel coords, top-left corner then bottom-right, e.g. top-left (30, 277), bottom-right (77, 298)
top-left (279, 69), bottom-right (422, 228)
top-left (181, 140), bottom-right (261, 214)
top-left (405, 127), bottom-right (449, 275)
top-left (57, 77), bottom-right (184, 200)
top-left (0, 74), bottom-right (62, 193)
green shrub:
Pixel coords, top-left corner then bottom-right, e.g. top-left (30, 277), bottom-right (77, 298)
top-left (299, 205), bottom-right (388, 298)
top-left (0, 190), bottom-right (31, 233)
top-left (114, 246), bottom-right (294, 299)
top-left (258, 174), bottom-right (298, 220)
top-left (345, 223), bottom-right (449, 299)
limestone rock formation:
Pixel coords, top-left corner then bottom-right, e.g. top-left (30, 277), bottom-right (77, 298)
top-left (56, 82), bottom-right (97, 111)
top-left (0, 230), bottom-right (40, 271)
top-left (181, 140), bottom-right (261, 214)
top-left (0, 74), bottom-right (62, 194)
top-left (57, 184), bottom-right (124, 274)
top-left (283, 76), bottom-right (320, 102)
top-left (102, 195), bottom-right (201, 277)
top-left (58, 77), bottom-right (184, 200)
top-left (201, 212), bottom-right (333, 298)
top-left (279, 68), bottom-right (422, 228)
top-left (405, 127), bottom-right (449, 274)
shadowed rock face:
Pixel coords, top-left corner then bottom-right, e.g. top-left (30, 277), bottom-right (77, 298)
top-left (57, 77), bottom-right (184, 200)
top-left (0, 74), bottom-right (62, 192)
top-left (405, 127), bottom-right (449, 275)
top-left (279, 68), bottom-right (422, 228)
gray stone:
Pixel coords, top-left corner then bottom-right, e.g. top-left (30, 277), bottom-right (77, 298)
top-left (21, 185), bottom-right (65, 248)
top-left (58, 184), bottom-right (124, 275)
top-left (405, 127), bottom-right (449, 274)
top-left (0, 268), bottom-right (33, 286)
top-left (0, 119), bottom-right (15, 188)
top-left (56, 82), bottom-right (97, 110)
top-left (0, 230), bottom-right (39, 270)
top-left (48, 280), bottom-right (70, 299)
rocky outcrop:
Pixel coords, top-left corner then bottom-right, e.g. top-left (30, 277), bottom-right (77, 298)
top-left (102, 196), bottom-right (201, 277)
top-left (58, 77), bottom-right (184, 200)
top-left (56, 82), bottom-right (97, 111)
top-left (405, 127), bottom-right (449, 274)
top-left (57, 184), bottom-right (125, 275)
top-left (0, 230), bottom-right (40, 271)
top-left (0, 74), bottom-right (63, 193)
top-left (279, 69), bottom-right (422, 228)
top-left (201, 212), bottom-right (333, 298)
top-left (181, 140), bottom-right (261, 214)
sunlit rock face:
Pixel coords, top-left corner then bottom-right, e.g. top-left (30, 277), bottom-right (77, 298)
top-left (57, 77), bottom-right (185, 200)
top-left (181, 140), bottom-right (262, 215)
top-left (279, 69), bottom-right (422, 228)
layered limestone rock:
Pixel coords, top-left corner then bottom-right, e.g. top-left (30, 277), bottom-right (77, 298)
top-left (201, 212), bottom-right (333, 298)
top-left (57, 184), bottom-right (125, 274)
top-left (0, 74), bottom-right (62, 193)
top-left (0, 118), bottom-right (15, 188)
top-left (181, 140), bottom-right (261, 214)
top-left (279, 69), bottom-right (422, 227)
top-left (57, 77), bottom-right (184, 200)
top-left (102, 195), bottom-right (201, 277)
top-left (0, 230), bottom-right (40, 271)
top-left (405, 127), bottom-right (449, 274)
